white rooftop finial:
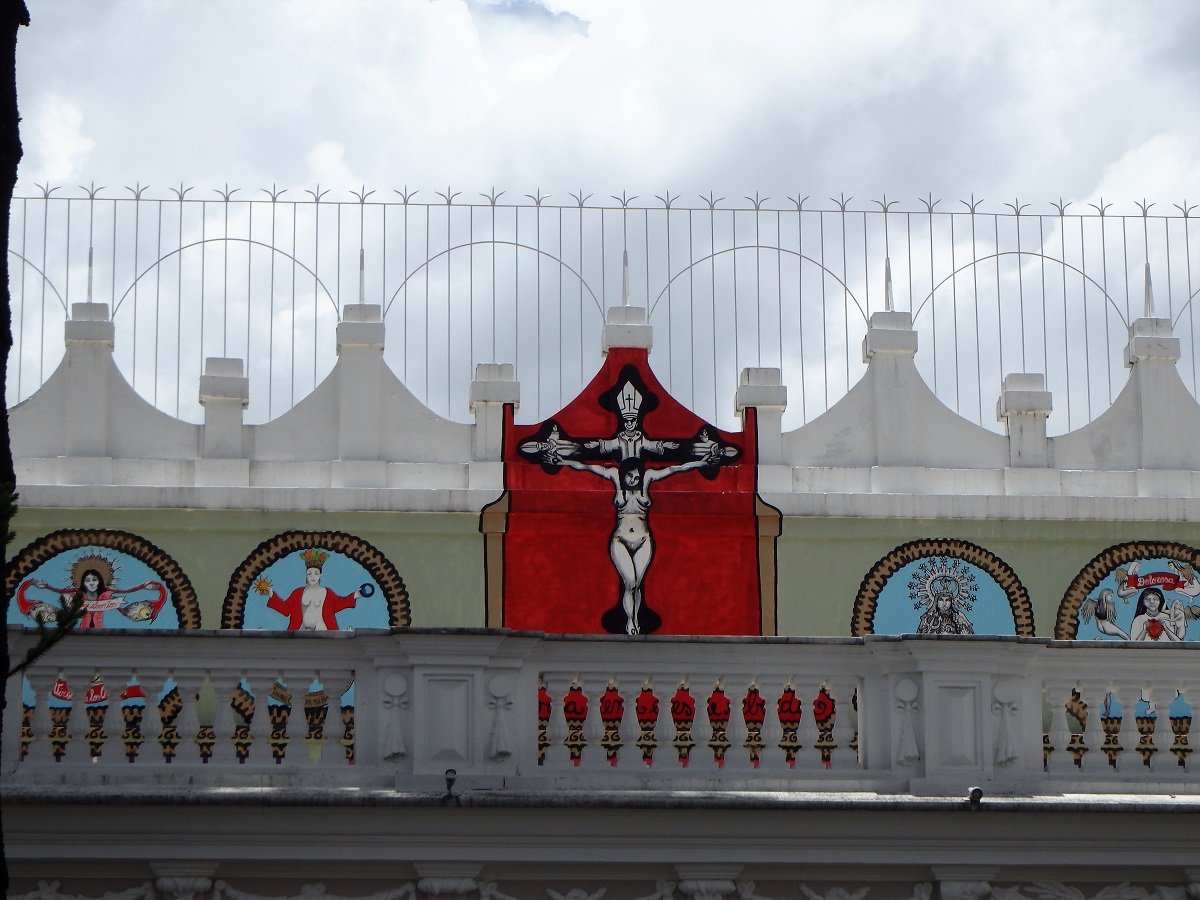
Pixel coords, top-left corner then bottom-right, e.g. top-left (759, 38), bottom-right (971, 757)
top-left (1143, 262), bottom-right (1154, 318)
top-left (622, 249), bottom-right (630, 307)
top-left (884, 257), bottom-right (894, 312)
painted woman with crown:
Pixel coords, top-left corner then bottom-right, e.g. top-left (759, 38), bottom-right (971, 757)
top-left (259, 548), bottom-right (361, 631)
top-left (17, 553), bottom-right (167, 628)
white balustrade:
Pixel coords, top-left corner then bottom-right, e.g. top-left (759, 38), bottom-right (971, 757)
top-left (4, 628), bottom-right (1197, 796)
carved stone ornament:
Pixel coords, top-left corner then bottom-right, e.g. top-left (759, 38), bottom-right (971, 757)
top-left (547, 890), bottom-right (606, 900)
top-left (156, 878), bottom-right (215, 900)
top-left (677, 881), bottom-right (737, 900)
top-left (213, 881), bottom-right (417, 900)
top-left (634, 883), bottom-right (678, 900)
top-left (798, 886), bottom-right (871, 900)
top-left (11, 882), bottom-right (155, 900)
top-left (937, 883), bottom-right (991, 900)
top-left (991, 886), bottom-right (1195, 900)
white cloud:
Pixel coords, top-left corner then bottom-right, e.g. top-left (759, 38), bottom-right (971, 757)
top-left (11, 0), bottom-right (1200, 205)
top-left (20, 92), bottom-right (94, 183)
top-left (1085, 133), bottom-right (1200, 213)
top-left (306, 141), bottom-right (359, 191)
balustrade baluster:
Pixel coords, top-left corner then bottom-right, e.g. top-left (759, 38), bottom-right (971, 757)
top-left (705, 680), bottom-right (733, 770)
top-left (831, 682), bottom-right (857, 771)
top-left (240, 672), bottom-right (268, 763)
top-left (689, 680), bottom-right (712, 768)
top-left (29, 677), bottom-right (52, 764)
top-left (740, 679), bottom-right (768, 770)
top-left (794, 688), bottom-right (821, 773)
top-left (546, 676), bottom-right (569, 769)
top-left (55, 669), bottom-right (81, 763)
top-left (581, 677), bottom-right (604, 770)
top-left (668, 680), bottom-right (697, 769)
top-left (209, 670), bottom-right (236, 765)
top-left (634, 681), bottom-right (660, 767)
top-left (173, 672), bottom-right (202, 765)
top-left (1175, 683), bottom-right (1196, 772)
top-left (297, 672), bottom-right (327, 766)
top-left (90, 670), bottom-right (122, 770)
top-left (267, 672), bottom-right (294, 766)
top-left (1045, 682), bottom-right (1075, 776)
top-left (773, 679), bottom-right (805, 772)
top-left (1079, 682), bottom-right (1107, 776)
top-left (598, 680), bottom-right (625, 768)
top-left (722, 678), bottom-right (752, 772)
top-left (1149, 688), bottom-right (1174, 774)
top-left (753, 677), bottom-right (780, 771)
top-left (1126, 681), bottom-right (1157, 769)
top-left (316, 670), bottom-right (352, 768)
top-left (1106, 683), bottom-right (1134, 772)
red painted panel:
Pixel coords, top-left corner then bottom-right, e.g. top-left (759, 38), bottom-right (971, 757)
top-left (500, 347), bottom-right (762, 636)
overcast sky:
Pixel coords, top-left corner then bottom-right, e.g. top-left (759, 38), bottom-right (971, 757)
top-left (15, 0), bottom-right (1200, 211)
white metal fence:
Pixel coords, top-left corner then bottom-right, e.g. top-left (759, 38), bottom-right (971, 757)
top-left (7, 189), bottom-right (1198, 434)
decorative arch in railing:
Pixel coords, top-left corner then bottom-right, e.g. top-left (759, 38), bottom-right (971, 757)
top-left (7, 191), bottom-right (1197, 432)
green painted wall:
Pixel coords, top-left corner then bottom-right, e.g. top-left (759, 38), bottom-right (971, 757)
top-left (9, 508), bottom-right (485, 630)
top-left (775, 518), bottom-right (1200, 637)
top-left (10, 507), bottom-right (1199, 637)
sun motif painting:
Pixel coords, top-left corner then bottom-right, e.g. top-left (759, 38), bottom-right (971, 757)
top-left (221, 531), bottom-right (410, 630)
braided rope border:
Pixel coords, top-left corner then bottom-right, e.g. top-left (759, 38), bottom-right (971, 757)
top-left (850, 538), bottom-right (1034, 637)
top-left (221, 530), bottom-right (410, 629)
top-left (1055, 540), bottom-right (1200, 640)
top-left (4, 529), bottom-right (201, 629)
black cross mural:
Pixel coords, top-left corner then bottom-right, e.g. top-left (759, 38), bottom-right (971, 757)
top-left (517, 365), bottom-right (740, 635)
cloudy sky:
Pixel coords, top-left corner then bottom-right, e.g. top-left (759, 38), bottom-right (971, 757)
top-left (15, 0), bottom-right (1200, 210)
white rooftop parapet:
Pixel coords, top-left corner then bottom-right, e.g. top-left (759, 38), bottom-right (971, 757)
top-left (1123, 315), bottom-right (1191, 473)
top-left (197, 357), bottom-right (250, 485)
top-left (470, 363), bottom-right (519, 464)
top-left (861, 310), bottom-right (918, 361)
top-left (602, 305), bottom-right (652, 354)
top-left (63, 303), bottom-right (115, 460)
top-left (64, 301), bottom-right (115, 347)
top-left (736, 367), bottom-right (787, 470)
top-left (997, 373), bottom-right (1052, 468)
top-left (335, 304), bottom-right (386, 480)
top-left (336, 302), bottom-right (386, 354)
top-left (784, 308), bottom-right (1008, 472)
top-left (1124, 316), bottom-right (1181, 367)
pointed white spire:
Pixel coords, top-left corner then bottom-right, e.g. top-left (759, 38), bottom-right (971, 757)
top-left (359, 248), bottom-right (366, 304)
top-left (1143, 262), bottom-right (1154, 318)
top-left (884, 257), bottom-right (894, 312)
top-left (621, 249), bottom-right (630, 306)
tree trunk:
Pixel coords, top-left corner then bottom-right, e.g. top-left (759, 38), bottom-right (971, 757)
top-left (0, 0), bottom-right (31, 891)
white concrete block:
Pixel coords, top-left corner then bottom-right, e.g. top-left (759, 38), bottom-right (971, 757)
top-left (195, 458), bottom-right (251, 487)
top-left (1003, 467), bottom-right (1062, 496)
top-left (332, 459), bottom-right (388, 489)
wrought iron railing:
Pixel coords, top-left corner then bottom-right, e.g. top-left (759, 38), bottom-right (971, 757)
top-left (7, 187), bottom-right (1198, 434)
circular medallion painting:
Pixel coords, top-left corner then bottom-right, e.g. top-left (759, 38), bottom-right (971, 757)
top-left (851, 538), bottom-right (1034, 637)
top-left (222, 530), bottom-right (409, 630)
top-left (1056, 541), bottom-right (1200, 641)
top-left (6, 529), bottom-right (200, 630)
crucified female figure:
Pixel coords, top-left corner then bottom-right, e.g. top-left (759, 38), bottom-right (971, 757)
top-left (542, 440), bottom-right (726, 635)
